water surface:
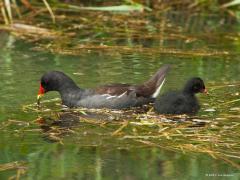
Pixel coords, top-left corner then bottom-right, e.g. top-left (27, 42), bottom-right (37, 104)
top-left (0, 11), bottom-right (240, 179)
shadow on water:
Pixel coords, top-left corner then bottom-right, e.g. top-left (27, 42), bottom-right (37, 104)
top-left (0, 10), bottom-right (240, 179)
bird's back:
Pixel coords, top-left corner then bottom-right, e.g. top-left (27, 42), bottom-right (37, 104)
top-left (154, 91), bottom-right (200, 114)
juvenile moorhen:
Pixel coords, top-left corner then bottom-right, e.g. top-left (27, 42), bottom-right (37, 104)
top-left (37, 65), bottom-right (170, 109)
top-left (154, 77), bottom-right (207, 115)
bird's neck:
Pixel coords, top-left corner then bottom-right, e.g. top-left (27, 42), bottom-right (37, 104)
top-left (59, 85), bottom-right (84, 108)
top-left (60, 83), bottom-right (82, 95)
top-left (183, 88), bottom-right (195, 96)
top-left (58, 81), bottom-right (82, 97)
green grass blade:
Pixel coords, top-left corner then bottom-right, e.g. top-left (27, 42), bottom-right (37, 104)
top-left (4, 0), bottom-right (12, 23)
top-left (42, 0), bottom-right (55, 23)
top-left (222, 0), bottom-right (240, 7)
top-left (60, 3), bottom-right (151, 12)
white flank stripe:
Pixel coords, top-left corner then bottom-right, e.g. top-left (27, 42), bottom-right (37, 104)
top-left (101, 94), bottom-right (117, 99)
top-left (101, 94), bottom-right (109, 97)
top-left (106, 95), bottom-right (116, 99)
top-left (152, 78), bottom-right (166, 98)
top-left (101, 91), bottom-right (127, 100)
top-left (117, 91), bottom-right (127, 98)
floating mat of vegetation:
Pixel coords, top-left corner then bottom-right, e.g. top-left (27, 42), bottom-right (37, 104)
top-left (9, 87), bottom-right (236, 170)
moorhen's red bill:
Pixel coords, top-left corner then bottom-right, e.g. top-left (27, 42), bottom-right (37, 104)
top-left (37, 65), bottom-right (170, 109)
top-left (154, 77), bottom-right (208, 115)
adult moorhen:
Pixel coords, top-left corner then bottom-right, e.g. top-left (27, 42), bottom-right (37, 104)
top-left (154, 77), bottom-right (207, 115)
top-left (37, 65), bottom-right (170, 109)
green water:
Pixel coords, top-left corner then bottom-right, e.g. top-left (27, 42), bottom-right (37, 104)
top-left (0, 12), bottom-right (240, 179)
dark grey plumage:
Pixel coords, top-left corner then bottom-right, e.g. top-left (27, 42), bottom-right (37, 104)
top-left (154, 77), bottom-right (207, 115)
top-left (38, 65), bottom-right (170, 109)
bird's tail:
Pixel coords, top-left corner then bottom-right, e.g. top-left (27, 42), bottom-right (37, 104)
top-left (137, 64), bottom-right (170, 98)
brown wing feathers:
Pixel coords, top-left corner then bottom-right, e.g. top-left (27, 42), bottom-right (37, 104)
top-left (95, 65), bottom-right (170, 98)
top-left (95, 84), bottom-right (133, 95)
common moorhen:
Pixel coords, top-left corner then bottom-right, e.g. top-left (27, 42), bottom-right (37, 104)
top-left (154, 77), bottom-right (207, 115)
top-left (37, 65), bottom-right (170, 109)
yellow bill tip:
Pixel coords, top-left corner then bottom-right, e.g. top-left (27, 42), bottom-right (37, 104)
top-left (37, 94), bottom-right (43, 106)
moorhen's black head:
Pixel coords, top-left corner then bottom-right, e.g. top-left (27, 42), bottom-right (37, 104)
top-left (40, 71), bottom-right (77, 92)
top-left (183, 77), bottom-right (207, 94)
top-left (37, 71), bottom-right (77, 105)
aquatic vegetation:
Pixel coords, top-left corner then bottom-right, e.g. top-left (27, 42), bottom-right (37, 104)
top-left (0, 161), bottom-right (27, 179)
top-left (17, 81), bottom-right (240, 173)
top-left (2, 100), bottom-right (240, 178)
top-left (0, 0), bottom-right (240, 25)
top-left (0, 1), bottom-right (239, 179)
